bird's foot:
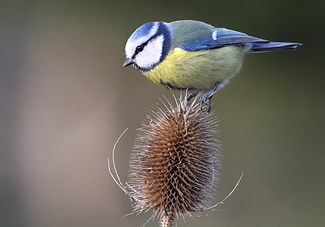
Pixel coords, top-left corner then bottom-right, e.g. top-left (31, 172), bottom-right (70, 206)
top-left (200, 94), bottom-right (212, 113)
top-left (199, 82), bottom-right (221, 113)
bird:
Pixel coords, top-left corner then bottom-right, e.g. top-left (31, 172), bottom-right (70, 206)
top-left (123, 20), bottom-right (301, 112)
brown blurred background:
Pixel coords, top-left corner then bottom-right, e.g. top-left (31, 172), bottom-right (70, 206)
top-left (0, 0), bottom-right (324, 227)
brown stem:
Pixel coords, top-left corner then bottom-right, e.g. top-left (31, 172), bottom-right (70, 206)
top-left (160, 214), bottom-right (174, 227)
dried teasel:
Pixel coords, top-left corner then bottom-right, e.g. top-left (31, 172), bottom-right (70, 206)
top-left (108, 94), bottom-right (243, 227)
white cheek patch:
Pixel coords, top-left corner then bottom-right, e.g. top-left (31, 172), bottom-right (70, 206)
top-left (125, 22), bottom-right (159, 58)
top-left (135, 35), bottom-right (164, 69)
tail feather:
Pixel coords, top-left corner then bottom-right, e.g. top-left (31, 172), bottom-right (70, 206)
top-left (251, 42), bottom-right (302, 53)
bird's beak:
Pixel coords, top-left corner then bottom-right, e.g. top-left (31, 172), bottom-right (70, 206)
top-left (123, 57), bottom-right (133, 67)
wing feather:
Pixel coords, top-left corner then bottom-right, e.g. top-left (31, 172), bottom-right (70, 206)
top-left (180, 28), bottom-right (269, 52)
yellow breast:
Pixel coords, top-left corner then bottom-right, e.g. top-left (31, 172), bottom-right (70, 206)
top-left (143, 46), bottom-right (246, 91)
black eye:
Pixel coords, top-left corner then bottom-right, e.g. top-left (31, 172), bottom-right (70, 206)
top-left (135, 44), bottom-right (145, 54)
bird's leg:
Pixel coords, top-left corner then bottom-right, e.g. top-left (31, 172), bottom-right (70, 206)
top-left (200, 82), bottom-right (221, 113)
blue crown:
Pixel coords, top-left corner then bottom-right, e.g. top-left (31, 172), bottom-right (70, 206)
top-left (129, 22), bottom-right (155, 42)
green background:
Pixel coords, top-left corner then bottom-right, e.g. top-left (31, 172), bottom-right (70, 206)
top-left (1, 0), bottom-right (324, 226)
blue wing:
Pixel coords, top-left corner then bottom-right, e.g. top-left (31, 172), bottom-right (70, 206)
top-left (179, 28), bottom-right (301, 52)
top-left (179, 28), bottom-right (268, 51)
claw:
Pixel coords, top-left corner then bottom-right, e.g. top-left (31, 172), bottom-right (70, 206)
top-left (199, 94), bottom-right (211, 112)
top-left (199, 82), bottom-right (221, 113)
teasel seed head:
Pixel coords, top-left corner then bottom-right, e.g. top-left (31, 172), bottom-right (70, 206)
top-left (128, 94), bottom-right (222, 225)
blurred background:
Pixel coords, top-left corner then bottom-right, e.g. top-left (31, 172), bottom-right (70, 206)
top-left (0, 0), bottom-right (324, 226)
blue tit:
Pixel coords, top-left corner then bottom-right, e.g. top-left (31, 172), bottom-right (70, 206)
top-left (123, 20), bottom-right (301, 112)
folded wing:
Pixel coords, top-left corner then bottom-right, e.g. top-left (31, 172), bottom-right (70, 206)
top-left (180, 28), bottom-right (301, 52)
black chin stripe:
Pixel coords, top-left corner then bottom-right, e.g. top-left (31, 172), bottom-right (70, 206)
top-left (134, 62), bottom-right (157, 73)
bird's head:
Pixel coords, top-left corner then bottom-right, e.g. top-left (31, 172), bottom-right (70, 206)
top-left (123, 21), bottom-right (172, 72)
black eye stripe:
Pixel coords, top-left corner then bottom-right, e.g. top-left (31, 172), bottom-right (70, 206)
top-left (132, 40), bottom-right (149, 59)
top-left (135, 44), bottom-right (145, 54)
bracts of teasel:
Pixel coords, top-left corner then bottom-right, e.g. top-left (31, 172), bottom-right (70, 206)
top-left (128, 95), bottom-right (222, 226)
top-left (108, 94), bottom-right (243, 227)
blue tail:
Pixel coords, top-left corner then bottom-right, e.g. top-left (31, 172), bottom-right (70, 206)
top-left (251, 42), bottom-right (302, 53)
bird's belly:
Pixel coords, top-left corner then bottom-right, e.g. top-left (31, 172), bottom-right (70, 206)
top-left (143, 46), bottom-right (246, 91)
